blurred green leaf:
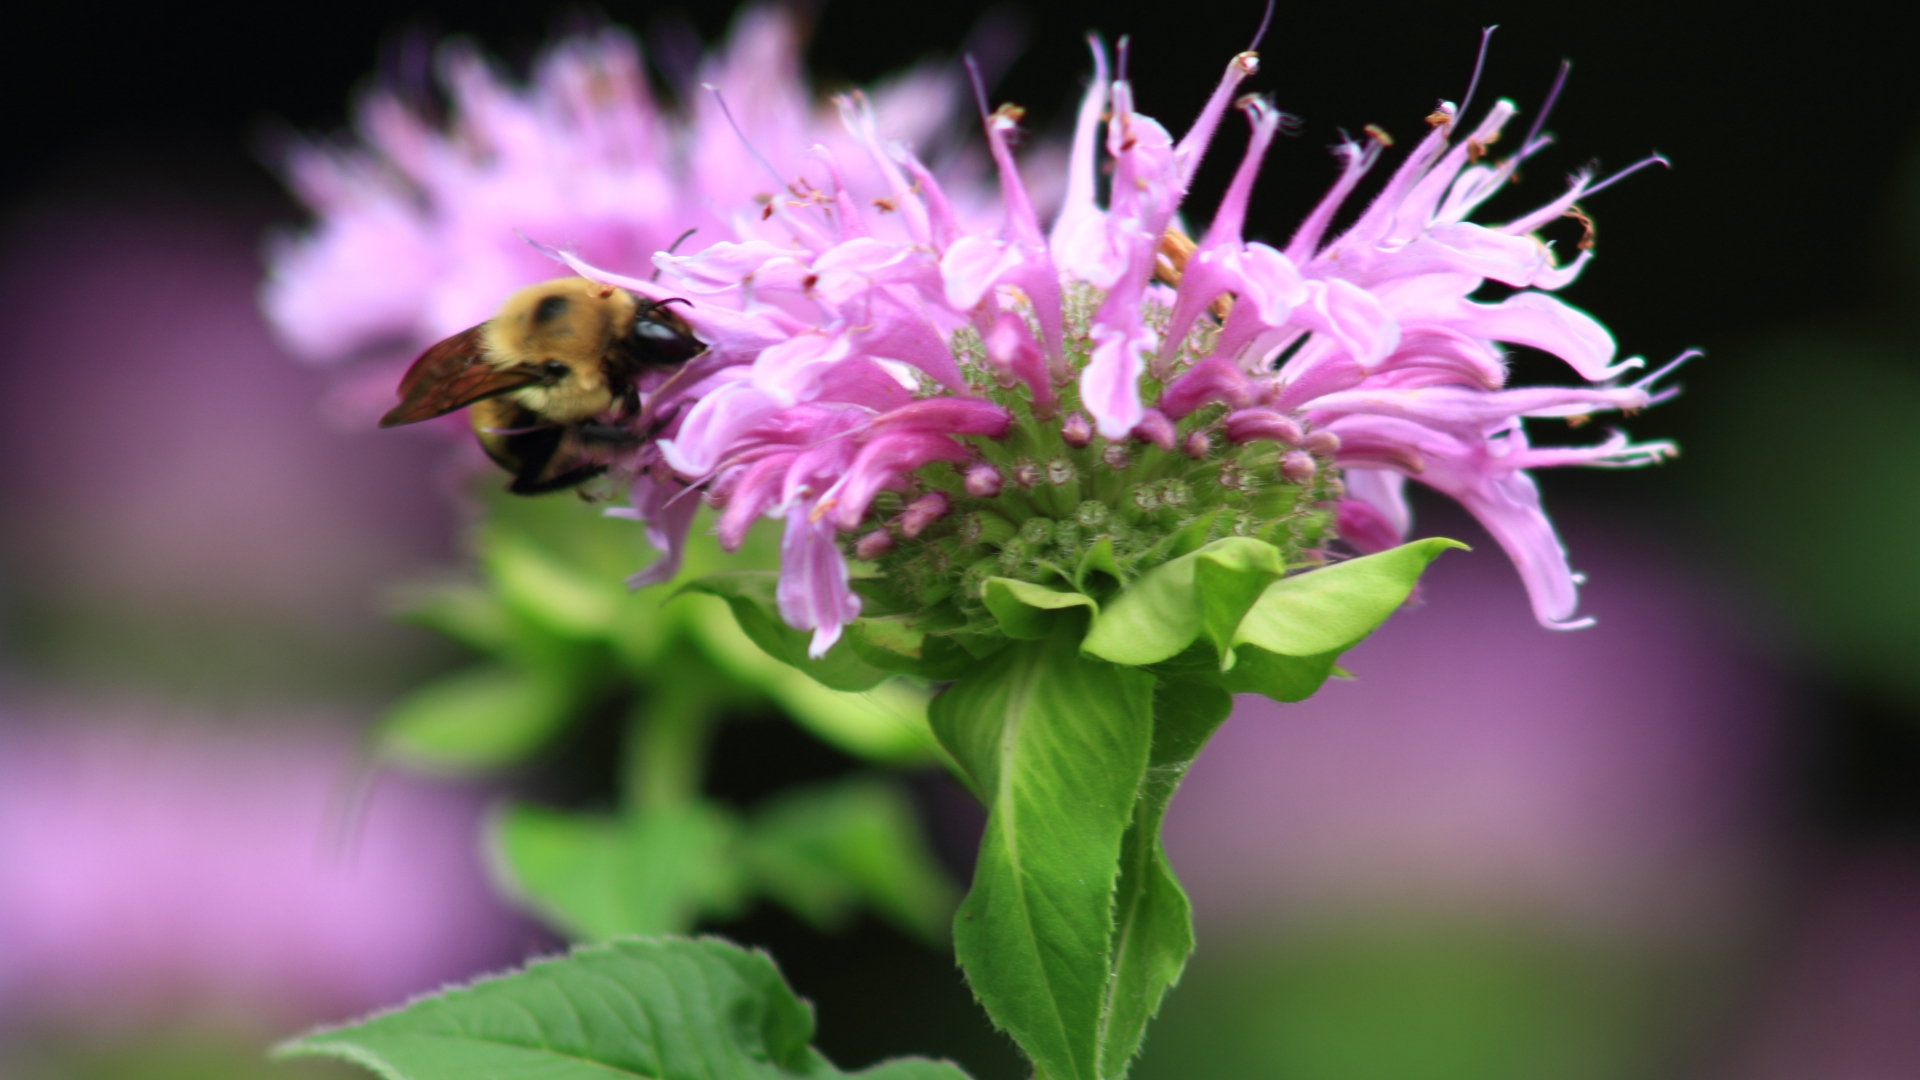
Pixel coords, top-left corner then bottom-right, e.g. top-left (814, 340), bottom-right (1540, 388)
top-left (1135, 924), bottom-right (1684, 1080)
top-left (376, 666), bottom-right (580, 774)
top-left (743, 779), bottom-right (958, 944)
top-left (491, 803), bottom-right (745, 940)
top-left (482, 530), bottom-right (625, 639)
top-left (276, 937), bottom-right (972, 1080)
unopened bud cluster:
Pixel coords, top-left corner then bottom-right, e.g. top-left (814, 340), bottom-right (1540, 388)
top-left (848, 288), bottom-right (1342, 634)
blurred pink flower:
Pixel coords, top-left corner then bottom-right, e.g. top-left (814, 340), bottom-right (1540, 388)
top-left (262, 5), bottom-right (1019, 378)
top-left (0, 712), bottom-right (532, 1024)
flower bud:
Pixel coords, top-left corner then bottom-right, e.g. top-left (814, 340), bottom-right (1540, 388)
top-left (1018, 517), bottom-right (1054, 546)
top-left (1280, 450), bottom-right (1317, 483)
top-left (1061, 412), bottom-right (1093, 448)
top-left (964, 462), bottom-right (1004, 497)
top-left (1131, 408), bottom-right (1177, 451)
top-left (898, 492), bottom-right (950, 538)
top-left (1075, 500), bottom-right (1110, 529)
top-left (1011, 459), bottom-right (1041, 489)
top-left (1101, 444), bottom-right (1132, 470)
top-left (854, 530), bottom-right (895, 560)
top-left (1223, 408), bottom-right (1302, 446)
top-left (1182, 429), bottom-right (1213, 458)
top-left (1046, 457), bottom-right (1077, 486)
top-left (1132, 484), bottom-right (1162, 512)
top-left (1302, 429), bottom-right (1341, 457)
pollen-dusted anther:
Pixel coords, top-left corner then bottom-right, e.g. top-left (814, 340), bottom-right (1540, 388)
top-left (1046, 457), bottom-right (1077, 486)
top-left (1061, 412), bottom-right (1093, 448)
top-left (1131, 409), bottom-right (1177, 451)
top-left (964, 462), bottom-right (1005, 498)
top-left (898, 492), bottom-right (950, 538)
top-left (1183, 429), bottom-right (1212, 458)
top-left (1279, 450), bottom-right (1317, 483)
top-left (1302, 429), bottom-right (1341, 458)
top-left (1011, 459), bottom-right (1042, 489)
top-left (1224, 408), bottom-right (1302, 446)
top-left (854, 529), bottom-right (895, 560)
top-left (1101, 444), bottom-right (1132, 471)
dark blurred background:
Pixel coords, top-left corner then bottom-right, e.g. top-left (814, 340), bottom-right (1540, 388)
top-left (3, 1), bottom-right (1918, 1078)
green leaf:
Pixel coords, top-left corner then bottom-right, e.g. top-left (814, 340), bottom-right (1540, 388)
top-left (376, 666), bottom-right (580, 774)
top-left (491, 804), bottom-right (745, 940)
top-left (743, 780), bottom-right (957, 944)
top-left (1081, 538), bottom-right (1285, 667)
top-left (844, 620), bottom-right (978, 680)
top-left (981, 578), bottom-right (1099, 640)
top-left (930, 617), bottom-right (1155, 1080)
top-left (680, 571), bottom-right (893, 691)
top-left (1097, 681), bottom-right (1233, 1079)
top-left (1232, 538), bottom-right (1466, 659)
top-left (276, 936), bottom-right (971, 1080)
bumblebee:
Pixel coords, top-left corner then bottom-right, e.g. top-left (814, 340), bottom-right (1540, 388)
top-left (380, 278), bottom-right (704, 494)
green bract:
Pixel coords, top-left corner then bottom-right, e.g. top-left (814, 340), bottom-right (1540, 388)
top-left (690, 530), bottom-right (1459, 1080)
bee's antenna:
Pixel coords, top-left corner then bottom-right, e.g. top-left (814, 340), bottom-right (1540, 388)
top-left (1458, 26), bottom-right (1498, 120)
top-left (650, 228), bottom-right (700, 282)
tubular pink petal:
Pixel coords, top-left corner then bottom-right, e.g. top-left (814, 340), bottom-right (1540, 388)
top-left (620, 476), bottom-right (702, 588)
top-left (868, 397), bottom-right (1013, 437)
top-left (1049, 37), bottom-right (1111, 274)
top-left (1298, 279), bottom-right (1402, 368)
top-left (1084, 322), bottom-right (1152, 439)
top-left (1343, 467), bottom-right (1412, 536)
top-left (1335, 498), bottom-right (1404, 554)
top-left (1283, 131), bottom-right (1387, 265)
top-left (778, 504), bottom-right (862, 658)
top-left (1174, 51), bottom-right (1261, 185)
top-left (1453, 291), bottom-right (1627, 381)
top-left (822, 431), bottom-right (974, 529)
top-left (985, 311), bottom-right (1056, 413)
top-left (1160, 357), bottom-right (1255, 418)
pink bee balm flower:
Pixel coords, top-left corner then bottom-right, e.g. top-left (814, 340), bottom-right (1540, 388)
top-left (543, 38), bottom-right (1681, 651)
top-left (261, 5), bottom-right (1019, 379)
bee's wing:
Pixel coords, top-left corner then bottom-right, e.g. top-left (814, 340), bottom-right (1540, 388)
top-left (379, 326), bottom-right (539, 427)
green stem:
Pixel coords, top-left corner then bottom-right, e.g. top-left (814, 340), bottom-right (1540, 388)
top-left (623, 678), bottom-right (715, 814)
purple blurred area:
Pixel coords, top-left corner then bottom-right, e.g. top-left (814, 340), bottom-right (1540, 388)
top-left (1169, 518), bottom-right (1784, 938)
top-left (0, 709), bottom-right (533, 1024)
top-left (0, 183), bottom-right (539, 1068)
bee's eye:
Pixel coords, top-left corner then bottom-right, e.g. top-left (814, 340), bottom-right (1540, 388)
top-left (540, 360), bottom-right (570, 381)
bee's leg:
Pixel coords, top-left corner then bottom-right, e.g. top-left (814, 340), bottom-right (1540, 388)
top-left (576, 424), bottom-right (642, 446)
top-left (509, 462), bottom-right (607, 495)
